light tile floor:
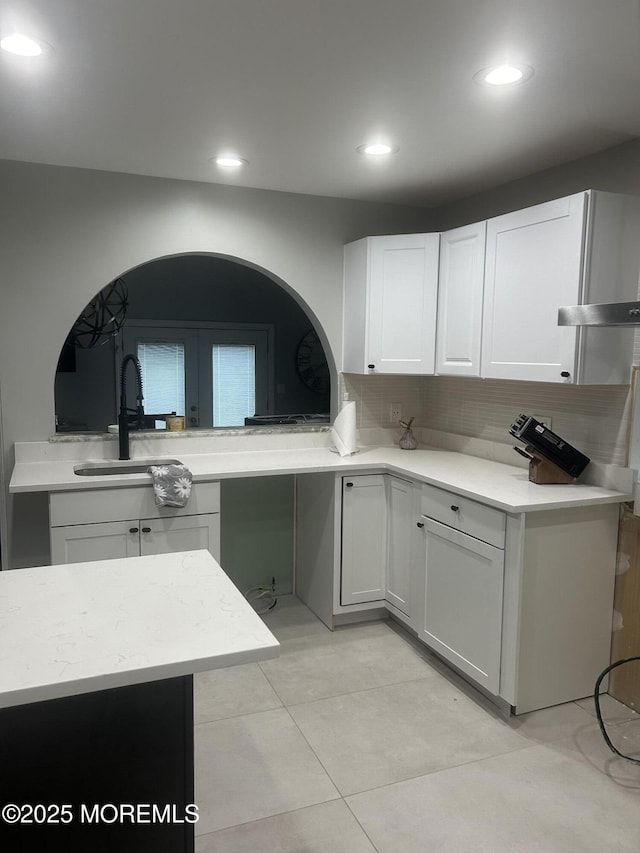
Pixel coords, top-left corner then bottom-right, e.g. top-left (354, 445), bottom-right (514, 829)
top-left (194, 596), bottom-right (640, 852)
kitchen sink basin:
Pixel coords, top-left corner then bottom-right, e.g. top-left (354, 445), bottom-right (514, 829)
top-left (74, 458), bottom-right (183, 476)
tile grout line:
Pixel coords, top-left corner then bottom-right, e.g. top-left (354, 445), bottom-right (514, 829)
top-left (192, 701), bottom-right (340, 839)
top-left (265, 662), bottom-right (541, 799)
top-left (341, 798), bottom-right (383, 852)
top-left (282, 701), bottom-right (344, 796)
top-left (256, 658), bottom-right (295, 707)
top-left (277, 702), bottom-right (385, 849)
top-left (258, 668), bottom-right (442, 709)
top-left (340, 737), bottom-right (561, 803)
top-left (193, 797), bottom-right (382, 851)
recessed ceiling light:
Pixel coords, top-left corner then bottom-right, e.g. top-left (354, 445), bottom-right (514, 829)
top-left (356, 142), bottom-right (399, 156)
top-left (0, 33), bottom-right (43, 56)
top-left (474, 63), bottom-right (533, 86)
top-left (211, 155), bottom-right (248, 168)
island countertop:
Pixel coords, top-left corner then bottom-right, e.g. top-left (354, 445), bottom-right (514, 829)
top-left (10, 442), bottom-right (634, 513)
top-left (0, 549), bottom-right (279, 709)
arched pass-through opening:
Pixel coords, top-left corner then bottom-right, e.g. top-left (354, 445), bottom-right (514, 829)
top-left (54, 252), bottom-right (335, 433)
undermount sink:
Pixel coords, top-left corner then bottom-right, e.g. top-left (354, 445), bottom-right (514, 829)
top-left (74, 458), bottom-right (183, 476)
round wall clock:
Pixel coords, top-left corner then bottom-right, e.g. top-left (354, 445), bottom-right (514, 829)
top-left (296, 329), bottom-right (330, 395)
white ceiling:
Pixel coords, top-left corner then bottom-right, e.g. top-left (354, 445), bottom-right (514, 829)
top-left (1, 0), bottom-right (640, 208)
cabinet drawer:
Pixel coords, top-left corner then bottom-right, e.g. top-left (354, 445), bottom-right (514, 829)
top-left (421, 484), bottom-right (505, 548)
top-left (50, 481), bottom-right (220, 527)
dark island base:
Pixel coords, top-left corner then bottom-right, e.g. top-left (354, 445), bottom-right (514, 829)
top-left (0, 675), bottom-right (195, 852)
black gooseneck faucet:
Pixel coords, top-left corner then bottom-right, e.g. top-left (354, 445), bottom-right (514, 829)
top-left (118, 354), bottom-right (145, 460)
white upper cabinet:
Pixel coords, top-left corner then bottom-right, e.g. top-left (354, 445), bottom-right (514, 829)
top-left (436, 221), bottom-right (486, 377)
top-left (481, 190), bottom-right (640, 384)
top-left (343, 234), bottom-right (440, 375)
top-left (343, 190), bottom-right (640, 384)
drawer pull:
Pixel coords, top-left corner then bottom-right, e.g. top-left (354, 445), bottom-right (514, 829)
top-left (367, 364), bottom-right (375, 370)
top-left (129, 527), bottom-right (139, 534)
top-left (416, 522), bottom-right (424, 528)
top-left (450, 505), bottom-right (459, 512)
top-left (345, 482), bottom-right (354, 488)
top-left (141, 527), bottom-right (151, 533)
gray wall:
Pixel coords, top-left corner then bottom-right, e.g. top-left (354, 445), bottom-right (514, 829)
top-left (221, 476), bottom-right (295, 597)
top-left (432, 137), bottom-right (640, 230)
top-left (0, 159), bottom-right (431, 568)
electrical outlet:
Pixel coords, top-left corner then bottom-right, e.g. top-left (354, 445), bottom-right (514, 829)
top-left (390, 403), bottom-right (402, 421)
top-left (532, 414), bottom-right (552, 429)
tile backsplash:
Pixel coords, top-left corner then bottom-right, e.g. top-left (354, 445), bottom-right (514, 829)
top-left (341, 373), bottom-right (632, 466)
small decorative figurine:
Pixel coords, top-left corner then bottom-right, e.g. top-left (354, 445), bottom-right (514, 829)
top-left (399, 417), bottom-right (417, 450)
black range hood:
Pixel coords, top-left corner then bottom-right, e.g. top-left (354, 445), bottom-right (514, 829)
top-left (558, 301), bottom-right (640, 327)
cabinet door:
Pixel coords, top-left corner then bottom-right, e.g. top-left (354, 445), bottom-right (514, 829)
top-left (341, 475), bottom-right (386, 605)
top-left (367, 234), bottom-right (440, 374)
top-left (418, 518), bottom-right (504, 694)
top-left (482, 193), bottom-right (585, 383)
top-left (385, 476), bottom-right (414, 616)
top-left (436, 221), bottom-right (486, 377)
top-left (51, 520), bottom-right (140, 565)
top-left (139, 514), bottom-right (221, 561)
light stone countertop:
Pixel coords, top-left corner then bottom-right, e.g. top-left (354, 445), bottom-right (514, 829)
top-left (9, 443), bottom-right (633, 513)
top-left (0, 549), bottom-right (279, 709)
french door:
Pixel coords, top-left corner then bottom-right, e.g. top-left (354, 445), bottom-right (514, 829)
top-left (121, 322), bottom-right (271, 428)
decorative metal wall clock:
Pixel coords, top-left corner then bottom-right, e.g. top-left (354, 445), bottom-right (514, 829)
top-left (295, 329), bottom-right (330, 395)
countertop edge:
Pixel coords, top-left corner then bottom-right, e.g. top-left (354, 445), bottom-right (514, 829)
top-left (9, 448), bottom-right (633, 513)
top-left (0, 643), bottom-right (280, 710)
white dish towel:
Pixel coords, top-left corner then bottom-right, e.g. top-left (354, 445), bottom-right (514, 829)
top-left (148, 464), bottom-right (193, 507)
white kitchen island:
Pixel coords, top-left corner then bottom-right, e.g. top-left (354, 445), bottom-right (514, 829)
top-left (0, 549), bottom-right (279, 851)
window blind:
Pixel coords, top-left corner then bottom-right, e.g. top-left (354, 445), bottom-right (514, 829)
top-left (212, 345), bottom-right (256, 427)
top-left (137, 342), bottom-right (185, 416)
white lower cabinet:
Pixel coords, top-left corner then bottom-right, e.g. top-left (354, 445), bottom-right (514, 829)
top-left (418, 517), bottom-right (504, 695)
top-left (51, 520), bottom-right (141, 563)
top-left (412, 485), bottom-right (619, 712)
top-left (333, 473), bottom-right (619, 713)
top-left (340, 475), bottom-right (386, 605)
top-left (138, 514), bottom-right (219, 556)
top-left (340, 474), bottom-right (417, 615)
top-left (49, 482), bottom-right (221, 565)
top-left (51, 514), bottom-right (220, 565)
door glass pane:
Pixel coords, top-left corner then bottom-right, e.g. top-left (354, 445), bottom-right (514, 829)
top-left (212, 344), bottom-right (256, 427)
top-left (137, 342), bottom-right (185, 418)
